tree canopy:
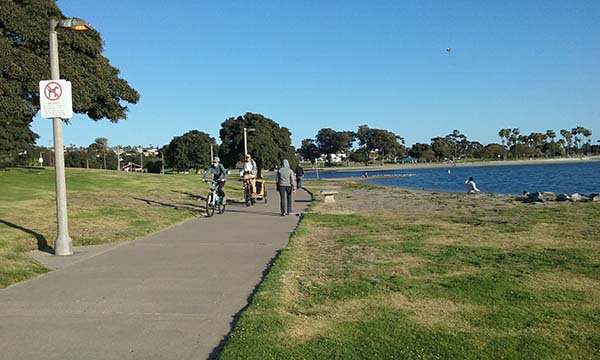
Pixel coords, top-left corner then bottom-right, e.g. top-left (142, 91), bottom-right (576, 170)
top-left (356, 125), bottom-right (404, 164)
top-left (298, 139), bottom-right (320, 164)
top-left (0, 0), bottom-right (139, 166)
top-left (219, 112), bottom-right (295, 176)
top-left (165, 130), bottom-right (215, 172)
top-left (315, 128), bottom-right (354, 164)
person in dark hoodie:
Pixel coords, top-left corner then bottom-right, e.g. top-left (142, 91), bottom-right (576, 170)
top-left (276, 159), bottom-right (296, 216)
top-left (294, 164), bottom-right (305, 190)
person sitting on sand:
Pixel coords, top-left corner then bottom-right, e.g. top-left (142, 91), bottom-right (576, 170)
top-left (466, 177), bottom-right (480, 194)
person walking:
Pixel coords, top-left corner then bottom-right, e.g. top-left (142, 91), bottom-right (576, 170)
top-left (276, 159), bottom-right (296, 216)
top-left (294, 164), bottom-right (305, 190)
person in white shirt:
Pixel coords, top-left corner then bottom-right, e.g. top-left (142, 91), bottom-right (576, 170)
top-left (466, 177), bottom-right (480, 194)
top-left (242, 154), bottom-right (257, 198)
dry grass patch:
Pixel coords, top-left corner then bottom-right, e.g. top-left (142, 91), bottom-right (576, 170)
top-left (219, 180), bottom-right (600, 360)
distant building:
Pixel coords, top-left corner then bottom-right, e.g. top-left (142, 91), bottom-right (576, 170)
top-left (399, 156), bottom-right (418, 164)
top-left (122, 162), bottom-right (144, 172)
top-left (319, 153), bottom-right (347, 163)
top-left (144, 148), bottom-right (159, 157)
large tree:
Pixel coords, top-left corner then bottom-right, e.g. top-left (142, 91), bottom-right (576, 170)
top-left (445, 129), bottom-right (468, 160)
top-left (219, 112), bottom-right (295, 177)
top-left (408, 143), bottom-right (430, 160)
top-left (298, 138), bottom-right (320, 165)
top-left (430, 136), bottom-right (453, 161)
top-left (0, 0), bottom-right (139, 167)
top-left (356, 125), bottom-right (403, 164)
top-left (315, 128), bottom-right (354, 164)
top-left (165, 130), bottom-right (215, 172)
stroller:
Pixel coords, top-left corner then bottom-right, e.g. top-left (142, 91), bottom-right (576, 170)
top-left (254, 179), bottom-right (268, 203)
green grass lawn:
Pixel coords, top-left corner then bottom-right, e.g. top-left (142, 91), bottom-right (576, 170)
top-left (0, 167), bottom-right (242, 288)
top-left (218, 181), bottom-right (600, 359)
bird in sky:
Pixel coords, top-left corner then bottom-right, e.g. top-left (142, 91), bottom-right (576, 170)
top-left (445, 47), bottom-right (452, 54)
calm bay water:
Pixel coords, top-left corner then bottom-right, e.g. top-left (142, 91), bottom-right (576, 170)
top-left (304, 161), bottom-right (600, 195)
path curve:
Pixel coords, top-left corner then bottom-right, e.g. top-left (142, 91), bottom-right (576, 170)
top-left (0, 184), bottom-right (311, 360)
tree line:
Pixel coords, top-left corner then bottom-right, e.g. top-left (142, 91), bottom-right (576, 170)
top-left (13, 112), bottom-right (296, 176)
top-left (11, 121), bottom-right (600, 173)
top-left (298, 126), bottom-right (597, 165)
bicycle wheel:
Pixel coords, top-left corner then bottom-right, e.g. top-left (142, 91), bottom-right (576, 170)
top-left (244, 184), bottom-right (252, 207)
top-left (218, 200), bottom-right (226, 214)
top-left (206, 193), bottom-right (215, 217)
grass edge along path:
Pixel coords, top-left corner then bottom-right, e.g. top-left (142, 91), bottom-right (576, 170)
top-left (217, 181), bottom-right (600, 360)
top-left (0, 167), bottom-right (243, 288)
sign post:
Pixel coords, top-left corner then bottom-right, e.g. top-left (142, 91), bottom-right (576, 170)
top-left (41, 21), bottom-right (75, 256)
top-left (39, 77), bottom-right (74, 255)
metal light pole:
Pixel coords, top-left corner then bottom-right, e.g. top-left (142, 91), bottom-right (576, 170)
top-left (244, 128), bottom-right (248, 156)
top-left (243, 128), bottom-right (255, 156)
top-left (115, 146), bottom-right (124, 171)
top-left (139, 147), bottom-right (144, 170)
top-left (48, 17), bottom-right (91, 256)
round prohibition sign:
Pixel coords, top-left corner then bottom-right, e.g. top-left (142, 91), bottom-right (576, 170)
top-left (44, 81), bottom-right (63, 101)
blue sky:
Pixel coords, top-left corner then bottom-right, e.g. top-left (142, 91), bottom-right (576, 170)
top-left (32, 0), bottom-right (600, 148)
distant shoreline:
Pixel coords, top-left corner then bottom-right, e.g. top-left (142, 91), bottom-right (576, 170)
top-left (303, 157), bottom-right (600, 173)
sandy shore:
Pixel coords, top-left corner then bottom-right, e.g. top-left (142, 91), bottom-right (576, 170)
top-left (302, 156), bottom-right (600, 173)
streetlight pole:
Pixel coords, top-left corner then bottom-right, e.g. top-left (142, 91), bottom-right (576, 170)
top-left (243, 127), bottom-right (255, 156)
top-left (115, 146), bottom-right (124, 171)
top-left (48, 17), bottom-right (91, 256)
top-left (139, 148), bottom-right (144, 170)
top-left (244, 128), bottom-right (248, 156)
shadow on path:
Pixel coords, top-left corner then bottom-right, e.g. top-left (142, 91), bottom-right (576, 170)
top-left (171, 190), bottom-right (201, 200)
top-left (0, 219), bottom-right (54, 253)
top-left (171, 190), bottom-right (246, 205)
top-left (208, 249), bottom-right (282, 360)
top-left (132, 197), bottom-right (204, 214)
top-left (224, 208), bottom-right (285, 217)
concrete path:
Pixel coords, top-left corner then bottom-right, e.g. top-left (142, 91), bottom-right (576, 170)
top-left (0, 185), bottom-right (311, 360)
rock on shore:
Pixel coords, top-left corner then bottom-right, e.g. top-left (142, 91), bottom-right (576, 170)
top-left (522, 192), bottom-right (598, 203)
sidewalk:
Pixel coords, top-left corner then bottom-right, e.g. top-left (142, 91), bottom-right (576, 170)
top-left (0, 185), bottom-right (311, 360)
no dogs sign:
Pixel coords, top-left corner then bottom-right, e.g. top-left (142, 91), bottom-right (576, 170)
top-left (39, 80), bottom-right (73, 119)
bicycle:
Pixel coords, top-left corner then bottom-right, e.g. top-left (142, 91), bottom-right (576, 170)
top-left (205, 180), bottom-right (226, 217)
top-left (242, 177), bottom-right (256, 207)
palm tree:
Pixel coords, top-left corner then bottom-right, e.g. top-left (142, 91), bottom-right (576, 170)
top-left (560, 129), bottom-right (572, 157)
top-left (92, 137), bottom-right (109, 169)
top-left (544, 130), bottom-right (556, 158)
top-left (572, 127), bottom-right (582, 155)
top-left (582, 128), bottom-right (592, 155)
top-left (498, 128), bottom-right (511, 160)
top-left (511, 128), bottom-right (520, 160)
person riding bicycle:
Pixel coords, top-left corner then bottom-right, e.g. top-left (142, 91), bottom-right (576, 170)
top-left (203, 156), bottom-right (227, 201)
top-left (242, 154), bottom-right (257, 198)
